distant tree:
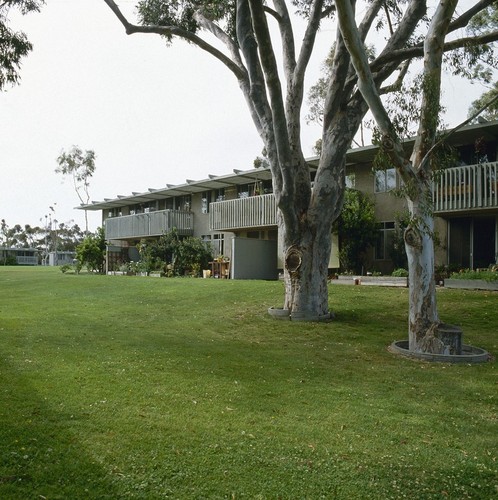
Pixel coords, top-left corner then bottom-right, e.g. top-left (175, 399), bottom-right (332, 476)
top-left (0, 219), bottom-right (9, 247)
top-left (57, 222), bottom-right (84, 252)
top-left (0, 0), bottom-right (44, 89)
top-left (334, 189), bottom-right (378, 275)
top-left (56, 146), bottom-right (96, 233)
top-left (468, 81), bottom-right (498, 122)
top-left (76, 227), bottom-right (106, 274)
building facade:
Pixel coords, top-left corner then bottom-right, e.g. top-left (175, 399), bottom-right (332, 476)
top-left (81, 120), bottom-right (498, 277)
top-left (0, 247), bottom-right (39, 265)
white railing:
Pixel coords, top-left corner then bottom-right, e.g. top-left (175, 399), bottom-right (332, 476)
top-left (16, 256), bottom-right (38, 265)
top-left (209, 193), bottom-right (277, 231)
top-left (105, 210), bottom-right (193, 240)
top-left (434, 162), bottom-right (498, 212)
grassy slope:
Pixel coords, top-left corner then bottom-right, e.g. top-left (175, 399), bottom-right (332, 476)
top-left (0, 267), bottom-right (496, 499)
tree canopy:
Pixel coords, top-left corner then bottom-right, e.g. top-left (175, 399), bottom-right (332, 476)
top-left (0, 0), bottom-right (44, 90)
top-left (56, 146), bottom-right (96, 233)
top-left (468, 81), bottom-right (498, 122)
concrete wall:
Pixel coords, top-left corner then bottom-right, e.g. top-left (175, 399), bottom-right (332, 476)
top-left (231, 238), bottom-right (279, 280)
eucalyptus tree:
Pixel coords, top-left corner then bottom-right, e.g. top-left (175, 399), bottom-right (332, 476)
top-left (468, 81), bottom-right (498, 122)
top-left (0, 0), bottom-right (44, 89)
top-left (103, 0), bottom-right (498, 325)
top-left (336, 0), bottom-right (497, 352)
top-left (56, 146), bottom-right (96, 234)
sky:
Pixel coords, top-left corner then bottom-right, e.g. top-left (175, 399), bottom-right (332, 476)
top-left (0, 0), bottom-right (492, 232)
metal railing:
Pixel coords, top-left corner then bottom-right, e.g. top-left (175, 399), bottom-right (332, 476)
top-left (209, 193), bottom-right (277, 231)
top-left (105, 209), bottom-right (193, 240)
top-left (16, 256), bottom-right (38, 265)
top-left (434, 162), bottom-right (498, 212)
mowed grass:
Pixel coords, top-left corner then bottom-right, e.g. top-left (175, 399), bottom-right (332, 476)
top-left (0, 267), bottom-right (496, 499)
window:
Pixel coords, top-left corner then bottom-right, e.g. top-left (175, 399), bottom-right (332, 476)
top-left (237, 181), bottom-right (271, 198)
top-left (212, 233), bottom-right (225, 256)
top-left (375, 221), bottom-right (395, 260)
top-left (215, 188), bottom-right (225, 202)
top-left (176, 195), bottom-right (191, 211)
top-left (375, 168), bottom-right (396, 193)
top-left (201, 191), bottom-right (212, 214)
top-left (238, 184), bottom-right (250, 198)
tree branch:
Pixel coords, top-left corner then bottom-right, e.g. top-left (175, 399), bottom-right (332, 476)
top-left (102, 0), bottom-right (246, 80)
top-left (358, 0), bottom-right (385, 41)
top-left (247, 0), bottom-right (290, 160)
top-left (379, 59), bottom-right (411, 95)
top-left (448, 0), bottom-right (496, 32)
top-left (322, 30), bottom-right (350, 131)
top-left (193, 10), bottom-right (247, 77)
top-left (420, 92), bottom-right (498, 172)
top-left (272, 0), bottom-right (297, 80)
top-left (412, 0), bottom-right (458, 174)
top-left (372, 30), bottom-right (498, 70)
top-left (321, 5), bottom-right (336, 19)
top-left (335, 0), bottom-right (414, 182)
top-left (236, 0), bottom-right (281, 190)
top-left (294, 0), bottom-right (323, 86)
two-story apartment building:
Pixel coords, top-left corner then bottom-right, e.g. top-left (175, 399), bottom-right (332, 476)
top-left (0, 247), bottom-right (39, 265)
top-left (81, 120), bottom-right (498, 278)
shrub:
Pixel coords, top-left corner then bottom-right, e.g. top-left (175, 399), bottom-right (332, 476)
top-left (59, 264), bottom-right (73, 274)
top-left (392, 268), bottom-right (408, 277)
top-left (1, 255), bottom-right (17, 266)
top-left (76, 227), bottom-right (106, 274)
top-left (136, 230), bottom-right (213, 277)
top-left (449, 269), bottom-right (498, 282)
top-left (335, 189), bottom-right (378, 274)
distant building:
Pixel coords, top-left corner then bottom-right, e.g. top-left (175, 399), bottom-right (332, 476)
top-left (0, 247), bottom-right (38, 266)
top-left (48, 251), bottom-right (76, 266)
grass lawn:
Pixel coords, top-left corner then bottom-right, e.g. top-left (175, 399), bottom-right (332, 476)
top-left (0, 267), bottom-right (496, 499)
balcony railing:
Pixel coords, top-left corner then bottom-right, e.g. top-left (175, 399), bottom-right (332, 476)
top-left (105, 209), bottom-right (193, 240)
top-left (16, 256), bottom-right (38, 265)
top-left (210, 193), bottom-right (277, 231)
top-left (434, 162), bottom-right (498, 213)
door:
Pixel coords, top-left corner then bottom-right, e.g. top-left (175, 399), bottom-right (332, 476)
top-left (449, 218), bottom-right (471, 269)
top-left (449, 216), bottom-right (496, 269)
top-left (473, 217), bottom-right (496, 269)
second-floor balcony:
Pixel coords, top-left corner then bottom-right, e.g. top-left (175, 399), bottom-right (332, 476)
top-left (209, 163), bottom-right (498, 232)
top-left (210, 193), bottom-right (277, 231)
top-left (105, 209), bottom-right (193, 240)
top-left (434, 162), bottom-right (498, 213)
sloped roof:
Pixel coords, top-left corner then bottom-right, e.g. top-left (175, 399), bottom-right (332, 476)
top-left (79, 120), bottom-right (498, 211)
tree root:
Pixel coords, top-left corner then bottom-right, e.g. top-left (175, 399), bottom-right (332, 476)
top-left (418, 322), bottom-right (445, 354)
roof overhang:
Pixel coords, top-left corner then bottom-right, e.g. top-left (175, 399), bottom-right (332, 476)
top-left (79, 120), bottom-right (498, 212)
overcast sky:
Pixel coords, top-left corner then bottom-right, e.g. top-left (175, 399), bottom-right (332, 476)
top-left (0, 0), bottom-right (491, 232)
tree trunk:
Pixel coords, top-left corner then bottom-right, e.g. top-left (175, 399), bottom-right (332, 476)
top-left (405, 200), bottom-right (441, 352)
top-left (278, 214), bottom-right (333, 321)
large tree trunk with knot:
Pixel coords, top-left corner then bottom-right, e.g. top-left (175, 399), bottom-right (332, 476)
top-left (279, 216), bottom-right (333, 321)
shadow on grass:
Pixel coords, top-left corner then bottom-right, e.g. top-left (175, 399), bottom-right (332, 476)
top-left (0, 355), bottom-right (122, 499)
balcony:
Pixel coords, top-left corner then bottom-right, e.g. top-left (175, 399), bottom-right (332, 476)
top-left (209, 193), bottom-right (277, 231)
top-left (105, 210), bottom-right (193, 240)
top-left (434, 162), bottom-right (498, 213)
top-left (209, 164), bottom-right (498, 232)
top-left (16, 256), bottom-right (38, 265)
